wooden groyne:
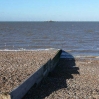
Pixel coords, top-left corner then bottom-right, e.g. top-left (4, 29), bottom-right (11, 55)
top-left (0, 49), bottom-right (62, 99)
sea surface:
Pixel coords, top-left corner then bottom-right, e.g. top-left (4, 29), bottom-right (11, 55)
top-left (0, 22), bottom-right (99, 57)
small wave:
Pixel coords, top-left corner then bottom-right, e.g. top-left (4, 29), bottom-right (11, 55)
top-left (74, 55), bottom-right (99, 59)
top-left (0, 48), bottom-right (58, 51)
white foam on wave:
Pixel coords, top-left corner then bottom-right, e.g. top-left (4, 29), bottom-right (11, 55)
top-left (95, 56), bottom-right (99, 58)
top-left (0, 48), bottom-right (58, 51)
top-left (74, 55), bottom-right (99, 59)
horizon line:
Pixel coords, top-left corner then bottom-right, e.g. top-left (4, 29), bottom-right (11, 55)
top-left (0, 20), bottom-right (99, 22)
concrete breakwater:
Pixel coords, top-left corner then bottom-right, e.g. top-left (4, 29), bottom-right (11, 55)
top-left (0, 49), bottom-right (62, 99)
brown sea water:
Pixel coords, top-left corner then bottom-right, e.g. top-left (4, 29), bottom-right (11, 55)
top-left (0, 22), bottom-right (99, 57)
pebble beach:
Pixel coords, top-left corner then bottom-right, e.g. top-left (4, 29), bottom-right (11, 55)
top-left (0, 50), bottom-right (58, 94)
top-left (0, 50), bottom-right (99, 99)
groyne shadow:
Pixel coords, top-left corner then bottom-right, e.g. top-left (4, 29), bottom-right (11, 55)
top-left (23, 50), bottom-right (79, 99)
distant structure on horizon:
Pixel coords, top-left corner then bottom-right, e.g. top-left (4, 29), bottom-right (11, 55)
top-left (47, 20), bottom-right (56, 22)
top-left (44, 20), bottom-right (56, 22)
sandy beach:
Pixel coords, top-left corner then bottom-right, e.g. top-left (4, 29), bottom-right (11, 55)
top-left (23, 58), bottom-right (99, 99)
top-left (0, 50), bottom-right (58, 94)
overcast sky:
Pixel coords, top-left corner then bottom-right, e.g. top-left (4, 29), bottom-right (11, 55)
top-left (0, 0), bottom-right (99, 21)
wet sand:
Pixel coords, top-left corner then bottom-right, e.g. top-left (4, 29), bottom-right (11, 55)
top-left (23, 58), bottom-right (99, 99)
top-left (0, 50), bottom-right (58, 94)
